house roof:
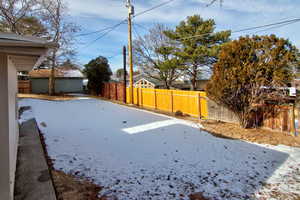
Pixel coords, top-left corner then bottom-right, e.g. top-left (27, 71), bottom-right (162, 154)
top-left (0, 32), bottom-right (57, 48)
top-left (29, 66), bottom-right (84, 78)
top-left (0, 32), bottom-right (57, 71)
top-left (133, 74), bottom-right (164, 86)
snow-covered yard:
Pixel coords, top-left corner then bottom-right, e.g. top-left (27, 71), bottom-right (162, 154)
top-left (19, 98), bottom-right (300, 200)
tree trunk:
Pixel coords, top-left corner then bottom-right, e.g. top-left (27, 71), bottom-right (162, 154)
top-left (164, 81), bottom-right (170, 89)
top-left (190, 77), bottom-right (196, 91)
top-left (49, 67), bottom-right (55, 95)
top-left (49, 51), bottom-right (56, 96)
top-left (237, 111), bottom-right (253, 129)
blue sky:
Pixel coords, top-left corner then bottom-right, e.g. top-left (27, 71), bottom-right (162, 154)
top-left (65, 0), bottom-right (300, 72)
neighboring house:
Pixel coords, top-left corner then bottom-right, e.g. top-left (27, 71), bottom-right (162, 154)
top-left (132, 74), bottom-right (209, 90)
top-left (0, 33), bottom-right (55, 200)
top-left (195, 79), bottom-right (209, 91)
top-left (132, 74), bottom-right (165, 89)
top-left (29, 66), bottom-right (84, 94)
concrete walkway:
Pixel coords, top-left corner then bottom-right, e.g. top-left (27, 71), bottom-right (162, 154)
top-left (14, 119), bottom-right (56, 200)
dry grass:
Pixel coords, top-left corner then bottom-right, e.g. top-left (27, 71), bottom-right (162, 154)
top-left (201, 120), bottom-right (300, 147)
top-left (38, 120), bottom-right (102, 200)
top-left (18, 93), bottom-right (81, 101)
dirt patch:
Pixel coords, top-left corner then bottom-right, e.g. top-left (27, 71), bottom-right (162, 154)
top-left (201, 120), bottom-right (300, 147)
top-left (189, 192), bottom-right (209, 200)
top-left (18, 94), bottom-right (81, 101)
top-left (52, 170), bottom-right (102, 200)
top-left (38, 128), bottom-right (103, 200)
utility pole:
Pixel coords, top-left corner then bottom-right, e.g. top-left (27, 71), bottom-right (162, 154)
top-left (126, 0), bottom-right (134, 104)
top-left (123, 46), bottom-right (127, 103)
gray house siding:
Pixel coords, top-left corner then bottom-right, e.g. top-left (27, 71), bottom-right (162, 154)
top-left (31, 78), bottom-right (83, 94)
top-left (31, 78), bottom-right (48, 93)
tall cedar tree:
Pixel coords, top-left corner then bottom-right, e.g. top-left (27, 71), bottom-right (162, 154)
top-left (207, 35), bottom-right (299, 128)
top-left (165, 15), bottom-right (231, 90)
top-left (133, 24), bottom-right (183, 89)
top-left (83, 56), bottom-right (112, 95)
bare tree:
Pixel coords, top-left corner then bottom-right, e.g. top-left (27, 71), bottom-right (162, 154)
top-left (0, 0), bottom-right (47, 35)
top-left (39, 0), bottom-right (80, 95)
top-left (133, 24), bottom-right (183, 89)
top-left (0, 0), bottom-right (80, 95)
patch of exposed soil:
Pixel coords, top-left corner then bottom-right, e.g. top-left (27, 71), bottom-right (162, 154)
top-left (202, 120), bottom-right (300, 147)
top-left (38, 127), bottom-right (102, 200)
top-left (52, 170), bottom-right (102, 200)
top-left (18, 94), bottom-right (81, 101)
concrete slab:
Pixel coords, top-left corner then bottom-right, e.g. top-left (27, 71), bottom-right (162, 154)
top-left (14, 119), bottom-right (57, 200)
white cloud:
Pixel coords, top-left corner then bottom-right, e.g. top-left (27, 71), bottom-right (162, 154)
top-left (65, 0), bottom-right (300, 70)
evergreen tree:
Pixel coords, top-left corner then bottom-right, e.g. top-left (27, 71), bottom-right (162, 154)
top-left (206, 35), bottom-right (299, 128)
top-left (83, 56), bottom-right (112, 94)
top-left (165, 15), bottom-right (231, 90)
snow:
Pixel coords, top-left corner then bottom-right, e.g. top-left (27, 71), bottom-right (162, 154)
top-left (62, 69), bottom-right (84, 78)
top-left (18, 108), bottom-right (34, 124)
top-left (19, 98), bottom-right (300, 200)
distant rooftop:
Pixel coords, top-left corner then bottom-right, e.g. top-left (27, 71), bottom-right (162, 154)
top-left (29, 66), bottom-right (84, 78)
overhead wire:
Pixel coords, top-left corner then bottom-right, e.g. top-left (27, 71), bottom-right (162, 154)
top-left (177, 18), bottom-right (300, 40)
top-left (81, 19), bottom-right (127, 49)
top-left (133, 0), bottom-right (177, 18)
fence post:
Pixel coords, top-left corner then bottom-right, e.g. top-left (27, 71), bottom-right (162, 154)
top-left (154, 89), bottom-right (157, 109)
top-left (170, 90), bottom-right (174, 113)
top-left (136, 88), bottom-right (139, 106)
top-left (115, 83), bottom-right (118, 101)
top-left (291, 103), bottom-right (296, 136)
top-left (140, 88), bottom-right (143, 107)
top-left (108, 83), bottom-right (110, 99)
top-left (198, 93), bottom-right (202, 119)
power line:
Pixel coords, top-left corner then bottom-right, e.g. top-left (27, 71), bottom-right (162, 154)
top-left (178, 18), bottom-right (300, 40)
top-left (232, 18), bottom-right (300, 34)
top-left (133, 0), bottom-right (177, 18)
top-left (133, 22), bottom-right (149, 31)
top-left (82, 19), bottom-right (127, 48)
top-left (78, 0), bottom-right (176, 47)
top-left (132, 25), bottom-right (141, 40)
top-left (75, 27), bottom-right (115, 37)
top-left (254, 21), bottom-right (297, 34)
top-left (107, 52), bottom-right (123, 59)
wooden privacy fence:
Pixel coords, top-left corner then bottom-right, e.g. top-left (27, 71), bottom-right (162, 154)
top-left (127, 88), bottom-right (208, 118)
top-left (101, 82), bottom-right (297, 134)
top-left (18, 80), bottom-right (31, 94)
top-left (207, 99), bottom-right (296, 133)
top-left (101, 83), bottom-right (208, 118)
top-left (101, 82), bottom-right (126, 102)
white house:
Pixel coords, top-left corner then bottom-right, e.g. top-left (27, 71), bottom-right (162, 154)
top-left (0, 33), bottom-right (55, 200)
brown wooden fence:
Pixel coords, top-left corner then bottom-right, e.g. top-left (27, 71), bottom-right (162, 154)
top-left (207, 99), bottom-right (296, 133)
top-left (18, 80), bottom-right (31, 94)
top-left (101, 82), bottom-right (126, 102)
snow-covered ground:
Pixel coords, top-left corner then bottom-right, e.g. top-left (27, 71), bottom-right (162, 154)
top-left (19, 98), bottom-right (300, 200)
